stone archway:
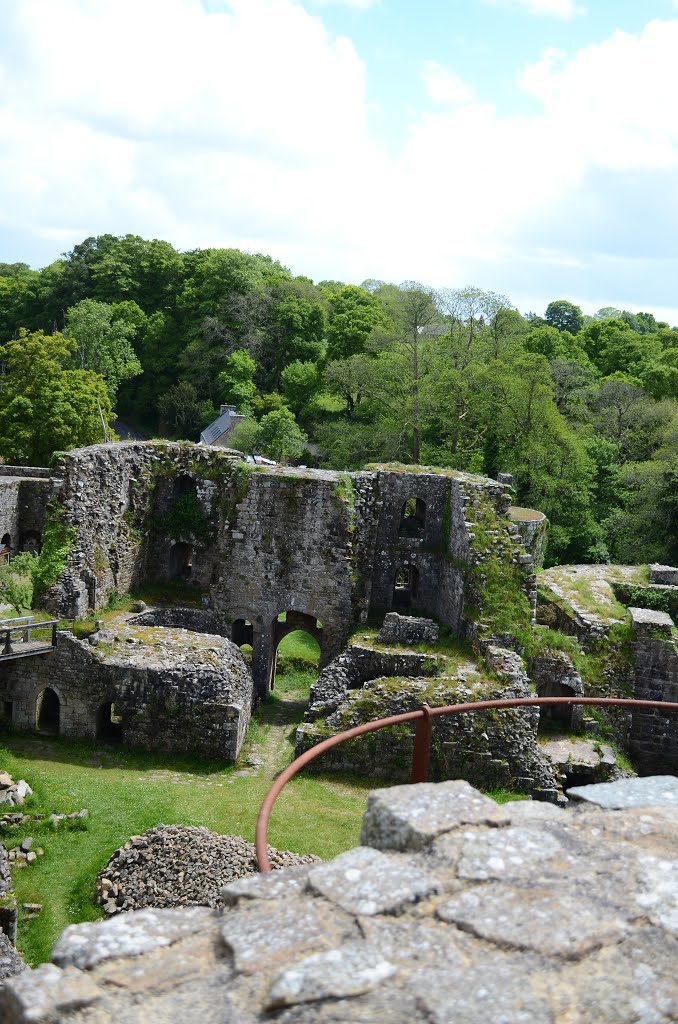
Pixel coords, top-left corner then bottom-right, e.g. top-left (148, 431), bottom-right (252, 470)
top-left (263, 611), bottom-right (324, 693)
top-left (36, 687), bottom-right (60, 734)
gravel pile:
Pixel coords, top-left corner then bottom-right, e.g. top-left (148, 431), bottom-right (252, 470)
top-left (95, 825), bottom-right (319, 915)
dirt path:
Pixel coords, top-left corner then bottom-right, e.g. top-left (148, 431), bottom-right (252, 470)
top-left (237, 692), bottom-right (308, 781)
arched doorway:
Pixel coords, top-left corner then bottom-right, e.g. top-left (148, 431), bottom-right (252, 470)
top-left (169, 542), bottom-right (193, 580)
top-left (36, 688), bottom-right (60, 734)
top-left (399, 497), bottom-right (426, 538)
top-left (173, 475), bottom-right (197, 499)
top-left (393, 564), bottom-right (418, 608)
top-left (96, 701), bottom-right (123, 743)
top-left (537, 681), bottom-right (579, 731)
top-left (271, 611), bottom-right (322, 693)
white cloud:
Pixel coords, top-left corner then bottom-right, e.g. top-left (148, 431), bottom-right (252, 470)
top-left (307, 0), bottom-right (378, 8)
top-left (484, 0), bottom-right (585, 19)
top-left (421, 62), bottom-right (473, 105)
top-left (0, 0), bottom-right (390, 276)
top-left (0, 2), bottom-right (678, 318)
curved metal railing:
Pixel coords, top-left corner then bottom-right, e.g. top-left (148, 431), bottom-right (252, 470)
top-left (255, 695), bottom-right (678, 871)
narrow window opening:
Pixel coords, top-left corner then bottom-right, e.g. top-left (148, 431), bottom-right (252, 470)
top-left (399, 498), bottom-right (426, 538)
top-left (394, 564), bottom-right (418, 607)
top-left (96, 701), bottom-right (123, 743)
top-left (169, 542), bottom-right (193, 581)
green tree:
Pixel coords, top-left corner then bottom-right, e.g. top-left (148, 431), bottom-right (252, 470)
top-left (228, 417), bottom-right (261, 455)
top-left (436, 286), bottom-right (512, 369)
top-left (217, 349), bottom-right (258, 412)
top-left (0, 553), bottom-right (35, 614)
top-left (0, 329), bottom-right (113, 464)
top-left (65, 299), bottom-right (142, 401)
top-left (257, 407), bottom-right (308, 462)
top-left (157, 381), bottom-right (215, 439)
top-left (281, 360), bottom-right (322, 414)
top-left (580, 318), bottom-right (660, 377)
top-left (325, 285), bottom-right (390, 362)
top-left (544, 300), bottom-right (584, 335)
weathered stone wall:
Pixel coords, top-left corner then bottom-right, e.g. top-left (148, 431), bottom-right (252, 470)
top-left (298, 644), bottom-right (558, 798)
top-left (45, 442), bottom-right (241, 617)
top-left (18, 443), bottom-right (538, 699)
top-left (508, 507), bottom-right (548, 569)
top-left (0, 626), bottom-right (253, 761)
top-left (0, 467), bottom-right (53, 480)
top-left (306, 642), bottom-right (442, 721)
top-left (130, 609), bottom-right (230, 635)
top-left (629, 607), bottom-right (678, 774)
top-left (0, 843), bottom-right (17, 947)
top-left (376, 613), bottom-right (439, 646)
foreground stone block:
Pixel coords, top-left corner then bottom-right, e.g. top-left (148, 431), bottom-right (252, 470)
top-left (360, 780), bottom-right (510, 851)
top-left (568, 775), bottom-right (678, 809)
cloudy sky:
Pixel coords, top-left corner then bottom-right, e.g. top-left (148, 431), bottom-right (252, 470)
top-left (1, 0), bottom-right (678, 320)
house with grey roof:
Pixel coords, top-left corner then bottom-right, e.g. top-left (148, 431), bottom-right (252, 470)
top-left (199, 405), bottom-right (246, 447)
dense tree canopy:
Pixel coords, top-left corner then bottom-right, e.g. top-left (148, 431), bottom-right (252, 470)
top-left (0, 329), bottom-right (112, 464)
top-left (1, 234), bottom-right (677, 567)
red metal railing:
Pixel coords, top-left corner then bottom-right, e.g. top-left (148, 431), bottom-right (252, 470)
top-left (255, 695), bottom-right (678, 871)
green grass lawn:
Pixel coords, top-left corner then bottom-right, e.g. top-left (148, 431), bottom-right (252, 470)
top-left (0, 640), bottom-right (374, 967)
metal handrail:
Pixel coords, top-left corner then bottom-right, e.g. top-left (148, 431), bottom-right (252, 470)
top-left (255, 695), bottom-right (678, 871)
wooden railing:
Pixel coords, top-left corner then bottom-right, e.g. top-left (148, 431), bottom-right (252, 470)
top-left (0, 617), bottom-right (59, 659)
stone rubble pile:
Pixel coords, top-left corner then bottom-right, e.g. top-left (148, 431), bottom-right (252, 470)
top-left (5, 837), bottom-right (43, 868)
top-left (1, 808), bottom-right (88, 834)
top-left (95, 824), bottom-right (319, 915)
top-left (0, 774), bottom-right (32, 808)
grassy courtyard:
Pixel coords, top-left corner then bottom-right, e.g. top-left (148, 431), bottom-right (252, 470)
top-left (0, 630), bottom-right (375, 966)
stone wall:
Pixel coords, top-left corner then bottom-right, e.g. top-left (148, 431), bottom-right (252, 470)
top-left (298, 643), bottom-right (558, 798)
top-left (0, 625), bottom-right (254, 761)
top-left (0, 844), bottom-right (17, 946)
top-left (0, 477), bottom-right (56, 555)
top-left (0, 467), bottom-right (53, 479)
top-left (629, 607), bottom-right (678, 774)
top-left (35, 444), bottom-right (536, 699)
top-left (4, 777), bottom-right (677, 1022)
top-left (306, 642), bottom-right (442, 721)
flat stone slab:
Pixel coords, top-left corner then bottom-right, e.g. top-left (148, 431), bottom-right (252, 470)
top-left (568, 775), bottom-right (678, 808)
top-left (307, 846), bottom-right (439, 916)
top-left (52, 907), bottom-right (214, 970)
top-left (541, 737), bottom-right (616, 770)
top-left (360, 780), bottom-right (510, 852)
top-left (629, 607), bottom-right (674, 629)
top-left (437, 884), bottom-right (632, 958)
top-left (266, 943), bottom-right (397, 1009)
